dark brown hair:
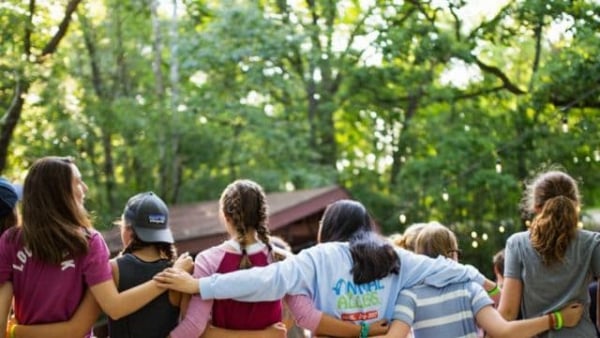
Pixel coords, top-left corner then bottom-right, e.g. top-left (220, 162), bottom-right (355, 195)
top-left (319, 199), bottom-right (400, 284)
top-left (220, 179), bottom-right (282, 269)
top-left (21, 156), bottom-right (92, 265)
top-left (0, 209), bottom-right (18, 236)
top-left (523, 170), bottom-right (579, 266)
top-left (119, 221), bottom-right (177, 263)
top-left (492, 249), bottom-right (505, 276)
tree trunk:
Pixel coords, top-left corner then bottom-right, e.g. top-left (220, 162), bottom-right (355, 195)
top-left (80, 11), bottom-right (117, 210)
top-left (0, 0), bottom-right (83, 173)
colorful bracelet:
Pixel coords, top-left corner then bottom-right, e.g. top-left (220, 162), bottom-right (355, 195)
top-left (487, 284), bottom-right (500, 296)
top-left (9, 324), bottom-right (16, 338)
top-left (360, 322), bottom-right (370, 338)
top-left (553, 311), bottom-right (563, 330)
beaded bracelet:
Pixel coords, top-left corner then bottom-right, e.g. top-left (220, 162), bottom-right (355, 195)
top-left (359, 322), bottom-right (370, 338)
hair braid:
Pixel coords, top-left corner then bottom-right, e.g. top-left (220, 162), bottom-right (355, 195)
top-left (226, 184), bottom-right (253, 269)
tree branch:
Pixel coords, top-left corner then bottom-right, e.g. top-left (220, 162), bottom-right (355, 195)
top-left (40, 0), bottom-right (83, 58)
top-left (24, 0), bottom-right (35, 56)
top-left (474, 56), bottom-right (526, 95)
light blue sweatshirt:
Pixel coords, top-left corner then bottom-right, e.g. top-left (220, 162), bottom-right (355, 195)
top-left (199, 242), bottom-right (485, 323)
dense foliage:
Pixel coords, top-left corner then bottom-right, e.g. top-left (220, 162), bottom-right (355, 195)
top-left (1, 0), bottom-right (599, 274)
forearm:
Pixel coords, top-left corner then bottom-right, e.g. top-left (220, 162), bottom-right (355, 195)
top-left (498, 315), bottom-right (552, 338)
top-left (200, 261), bottom-right (305, 302)
top-left (90, 279), bottom-right (164, 320)
top-left (371, 320), bottom-right (409, 338)
top-left (314, 314), bottom-right (361, 337)
top-left (15, 290), bottom-right (101, 338)
top-left (200, 325), bottom-right (275, 338)
top-left (0, 282), bottom-right (12, 337)
top-left (15, 322), bottom-right (84, 338)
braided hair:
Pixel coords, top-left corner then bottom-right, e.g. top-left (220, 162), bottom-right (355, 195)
top-left (220, 180), bottom-right (280, 269)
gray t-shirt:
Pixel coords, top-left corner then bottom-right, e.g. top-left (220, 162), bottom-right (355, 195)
top-left (505, 229), bottom-right (600, 337)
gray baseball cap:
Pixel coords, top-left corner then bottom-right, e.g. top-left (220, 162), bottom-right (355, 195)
top-left (123, 192), bottom-right (174, 244)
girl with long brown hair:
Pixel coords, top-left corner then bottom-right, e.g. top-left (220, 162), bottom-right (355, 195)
top-left (0, 156), bottom-right (173, 337)
top-left (498, 169), bottom-right (600, 337)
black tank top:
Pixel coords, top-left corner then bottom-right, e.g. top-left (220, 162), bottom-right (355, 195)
top-left (108, 253), bottom-right (179, 338)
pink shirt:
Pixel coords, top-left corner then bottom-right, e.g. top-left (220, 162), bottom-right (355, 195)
top-left (170, 240), bottom-right (321, 338)
top-left (0, 228), bottom-right (113, 325)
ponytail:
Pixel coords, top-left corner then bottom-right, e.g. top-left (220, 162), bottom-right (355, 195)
top-left (530, 195), bottom-right (578, 266)
top-left (350, 231), bottom-right (400, 284)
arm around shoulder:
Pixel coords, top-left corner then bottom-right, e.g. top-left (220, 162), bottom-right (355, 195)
top-left (89, 277), bottom-right (164, 320)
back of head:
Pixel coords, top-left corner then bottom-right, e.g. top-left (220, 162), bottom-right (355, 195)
top-left (524, 170), bottom-right (579, 265)
top-left (220, 179), bottom-right (272, 268)
top-left (493, 249), bottom-right (505, 276)
top-left (21, 156), bottom-right (91, 265)
top-left (318, 199), bottom-right (372, 243)
top-left (319, 200), bottom-right (400, 285)
top-left (124, 192), bottom-right (173, 244)
top-left (394, 222), bottom-right (429, 251)
top-left (121, 192), bottom-right (176, 262)
top-left (414, 222), bottom-right (458, 259)
top-left (0, 178), bottom-right (20, 236)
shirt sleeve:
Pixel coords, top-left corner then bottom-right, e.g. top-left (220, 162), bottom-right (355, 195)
top-left (284, 294), bottom-right (322, 332)
top-left (503, 235), bottom-right (521, 279)
top-left (170, 247), bottom-right (223, 338)
top-left (589, 232), bottom-right (600, 278)
top-left (199, 246), bottom-right (318, 302)
top-left (393, 289), bottom-right (416, 325)
top-left (469, 282), bottom-right (494, 315)
top-left (396, 248), bottom-right (485, 288)
top-left (81, 232), bottom-right (113, 287)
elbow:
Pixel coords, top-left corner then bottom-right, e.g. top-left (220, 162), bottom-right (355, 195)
top-left (104, 308), bottom-right (126, 320)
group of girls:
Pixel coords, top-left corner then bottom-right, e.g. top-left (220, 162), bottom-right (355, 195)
top-left (0, 156), bottom-right (597, 338)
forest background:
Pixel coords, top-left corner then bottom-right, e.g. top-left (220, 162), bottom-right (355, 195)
top-left (1, 0), bottom-right (599, 274)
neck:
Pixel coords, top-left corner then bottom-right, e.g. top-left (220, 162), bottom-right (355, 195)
top-left (131, 245), bottom-right (163, 261)
top-left (239, 230), bottom-right (257, 245)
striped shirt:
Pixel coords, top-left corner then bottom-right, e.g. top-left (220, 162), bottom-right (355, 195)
top-left (394, 281), bottom-right (493, 338)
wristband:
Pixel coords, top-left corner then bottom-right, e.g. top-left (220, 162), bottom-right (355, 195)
top-left (554, 311), bottom-right (563, 330)
top-left (360, 322), bottom-right (369, 338)
top-left (487, 284), bottom-right (500, 296)
top-left (9, 324), bottom-right (16, 338)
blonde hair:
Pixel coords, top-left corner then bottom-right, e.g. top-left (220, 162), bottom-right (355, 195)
top-left (394, 222), bottom-right (429, 251)
top-left (524, 170), bottom-right (579, 266)
top-left (414, 222), bottom-right (458, 260)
